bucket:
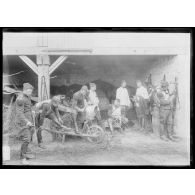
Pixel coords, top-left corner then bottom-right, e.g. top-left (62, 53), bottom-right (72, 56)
top-left (3, 134), bottom-right (10, 161)
top-left (3, 145), bottom-right (10, 161)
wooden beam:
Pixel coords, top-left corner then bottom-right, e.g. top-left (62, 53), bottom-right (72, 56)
top-left (19, 56), bottom-right (38, 75)
top-left (49, 56), bottom-right (67, 75)
top-left (3, 47), bottom-right (188, 55)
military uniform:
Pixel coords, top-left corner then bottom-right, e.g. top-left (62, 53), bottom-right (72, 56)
top-left (72, 91), bottom-right (87, 125)
top-left (150, 89), bottom-right (161, 136)
top-left (35, 99), bottom-right (62, 144)
top-left (15, 84), bottom-right (35, 159)
top-left (157, 83), bottom-right (173, 140)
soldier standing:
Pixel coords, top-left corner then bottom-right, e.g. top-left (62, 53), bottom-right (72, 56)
top-left (72, 85), bottom-right (89, 133)
top-left (15, 83), bottom-right (35, 165)
top-left (135, 80), bottom-right (150, 131)
top-left (150, 86), bottom-right (161, 137)
top-left (157, 81), bottom-right (175, 141)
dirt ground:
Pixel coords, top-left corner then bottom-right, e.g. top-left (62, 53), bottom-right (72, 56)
top-left (3, 120), bottom-right (190, 166)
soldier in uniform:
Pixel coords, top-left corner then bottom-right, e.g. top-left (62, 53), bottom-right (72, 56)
top-left (150, 85), bottom-right (161, 137)
top-left (157, 81), bottom-right (175, 141)
top-left (72, 85), bottom-right (89, 133)
top-left (35, 96), bottom-right (63, 148)
top-left (58, 95), bottom-right (78, 130)
top-left (15, 83), bottom-right (35, 165)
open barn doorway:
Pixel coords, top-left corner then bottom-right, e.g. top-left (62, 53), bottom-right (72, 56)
top-left (50, 55), bottom-right (176, 120)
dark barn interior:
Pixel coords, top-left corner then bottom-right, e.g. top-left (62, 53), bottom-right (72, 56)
top-left (3, 54), bottom-right (173, 120)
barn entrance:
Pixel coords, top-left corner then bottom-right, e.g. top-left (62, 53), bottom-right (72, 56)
top-left (3, 54), bottom-right (176, 100)
top-left (3, 54), bottom-right (175, 100)
top-left (3, 54), bottom-right (176, 121)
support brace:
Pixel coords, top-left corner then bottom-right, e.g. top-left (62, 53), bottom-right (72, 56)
top-left (49, 56), bottom-right (68, 75)
top-left (19, 56), bottom-right (38, 75)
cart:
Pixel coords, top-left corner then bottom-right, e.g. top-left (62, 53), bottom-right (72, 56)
top-left (41, 121), bottom-right (104, 144)
top-left (41, 104), bottom-right (105, 144)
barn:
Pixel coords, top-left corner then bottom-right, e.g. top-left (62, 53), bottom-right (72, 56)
top-left (3, 32), bottom-right (190, 138)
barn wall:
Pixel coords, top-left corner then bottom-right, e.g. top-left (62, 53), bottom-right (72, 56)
top-left (140, 55), bottom-right (190, 139)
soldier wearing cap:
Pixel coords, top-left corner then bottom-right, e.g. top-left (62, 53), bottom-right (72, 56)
top-left (57, 95), bottom-right (78, 130)
top-left (72, 85), bottom-right (89, 133)
top-left (157, 80), bottom-right (174, 141)
top-left (35, 95), bottom-right (63, 148)
top-left (15, 83), bottom-right (35, 165)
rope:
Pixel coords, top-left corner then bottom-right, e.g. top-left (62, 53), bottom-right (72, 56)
top-left (40, 76), bottom-right (48, 101)
top-left (3, 71), bottom-right (24, 77)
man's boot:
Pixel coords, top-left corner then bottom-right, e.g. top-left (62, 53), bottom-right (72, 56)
top-left (168, 135), bottom-right (179, 142)
top-left (20, 152), bottom-right (35, 160)
top-left (20, 142), bottom-right (35, 159)
top-left (25, 153), bottom-right (36, 159)
top-left (38, 142), bottom-right (46, 149)
top-left (160, 135), bottom-right (169, 141)
top-left (37, 128), bottom-right (46, 148)
top-left (21, 158), bottom-right (30, 165)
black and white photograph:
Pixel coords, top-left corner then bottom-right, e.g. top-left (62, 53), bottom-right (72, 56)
top-left (2, 29), bottom-right (191, 166)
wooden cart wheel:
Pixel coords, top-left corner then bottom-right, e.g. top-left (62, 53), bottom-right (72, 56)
top-left (86, 125), bottom-right (104, 143)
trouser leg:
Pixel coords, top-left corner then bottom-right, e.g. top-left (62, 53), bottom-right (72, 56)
top-left (121, 106), bottom-right (126, 118)
top-left (72, 111), bottom-right (79, 132)
top-left (108, 118), bottom-right (114, 132)
top-left (159, 109), bottom-right (166, 137)
top-left (19, 129), bottom-right (32, 159)
top-left (138, 117), bottom-right (142, 127)
top-left (20, 142), bottom-right (29, 159)
top-left (152, 107), bottom-right (160, 136)
top-left (95, 110), bottom-right (104, 127)
top-left (37, 128), bottom-right (42, 144)
top-left (167, 110), bottom-right (173, 138)
top-left (35, 112), bottom-right (44, 144)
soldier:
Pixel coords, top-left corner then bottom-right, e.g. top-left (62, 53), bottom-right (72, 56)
top-left (35, 96), bottom-right (63, 148)
top-left (157, 81), bottom-right (175, 141)
top-left (72, 85), bottom-right (89, 133)
top-left (58, 95), bottom-right (78, 129)
top-left (15, 83), bottom-right (35, 165)
top-left (150, 85), bottom-right (161, 137)
top-left (135, 80), bottom-right (150, 131)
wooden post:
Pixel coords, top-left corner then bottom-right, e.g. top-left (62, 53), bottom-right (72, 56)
top-left (37, 55), bottom-right (50, 102)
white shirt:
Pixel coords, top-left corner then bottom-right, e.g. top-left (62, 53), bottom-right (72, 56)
top-left (112, 105), bottom-right (121, 118)
top-left (88, 90), bottom-right (99, 106)
top-left (136, 86), bottom-right (149, 99)
top-left (116, 87), bottom-right (130, 107)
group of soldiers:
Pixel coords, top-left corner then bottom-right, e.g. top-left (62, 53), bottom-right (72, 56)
top-left (14, 82), bottom-right (101, 164)
top-left (13, 76), bottom-right (179, 164)
top-left (132, 78), bottom-right (179, 142)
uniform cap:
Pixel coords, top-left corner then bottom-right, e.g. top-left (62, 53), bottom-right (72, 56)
top-left (23, 83), bottom-right (34, 91)
top-left (81, 85), bottom-right (88, 91)
top-left (60, 95), bottom-right (66, 100)
top-left (161, 81), bottom-right (169, 87)
top-left (52, 95), bottom-right (61, 104)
